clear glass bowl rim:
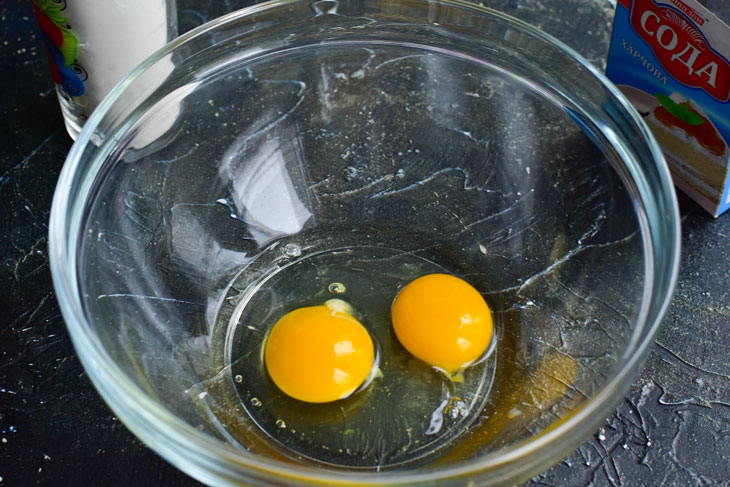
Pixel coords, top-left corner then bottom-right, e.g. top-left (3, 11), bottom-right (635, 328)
top-left (48, 0), bottom-right (682, 485)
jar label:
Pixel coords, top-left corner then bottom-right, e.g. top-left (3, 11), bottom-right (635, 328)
top-left (32, 0), bottom-right (87, 97)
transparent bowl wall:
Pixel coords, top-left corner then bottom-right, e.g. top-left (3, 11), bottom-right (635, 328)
top-left (50, 1), bottom-right (680, 486)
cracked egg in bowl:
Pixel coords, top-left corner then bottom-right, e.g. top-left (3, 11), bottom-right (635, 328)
top-left (49, 1), bottom-right (680, 486)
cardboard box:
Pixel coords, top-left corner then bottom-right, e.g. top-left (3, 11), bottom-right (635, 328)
top-left (606, 0), bottom-right (730, 217)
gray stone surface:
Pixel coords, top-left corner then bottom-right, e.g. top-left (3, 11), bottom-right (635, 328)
top-left (1, 0), bottom-right (728, 486)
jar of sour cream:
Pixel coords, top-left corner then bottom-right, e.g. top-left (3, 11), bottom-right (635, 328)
top-left (32, 0), bottom-right (178, 139)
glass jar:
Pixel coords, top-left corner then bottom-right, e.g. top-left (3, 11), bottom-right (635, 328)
top-left (32, 0), bottom-right (178, 139)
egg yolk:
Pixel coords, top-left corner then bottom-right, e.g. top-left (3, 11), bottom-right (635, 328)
top-left (391, 274), bottom-right (493, 375)
top-left (264, 300), bottom-right (375, 403)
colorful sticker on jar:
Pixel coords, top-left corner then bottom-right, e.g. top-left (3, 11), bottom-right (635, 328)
top-left (32, 0), bottom-right (87, 97)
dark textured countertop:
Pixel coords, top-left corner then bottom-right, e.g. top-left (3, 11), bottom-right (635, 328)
top-left (2, 0), bottom-right (729, 486)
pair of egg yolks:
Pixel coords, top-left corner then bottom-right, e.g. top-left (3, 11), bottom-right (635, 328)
top-left (263, 274), bottom-right (493, 403)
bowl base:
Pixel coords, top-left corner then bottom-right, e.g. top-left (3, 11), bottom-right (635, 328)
top-left (208, 224), bottom-right (499, 469)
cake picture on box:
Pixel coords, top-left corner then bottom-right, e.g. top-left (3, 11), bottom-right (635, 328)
top-left (606, 0), bottom-right (730, 216)
top-left (643, 91), bottom-right (728, 206)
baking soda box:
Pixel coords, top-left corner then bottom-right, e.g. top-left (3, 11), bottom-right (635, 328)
top-left (606, 0), bottom-right (730, 217)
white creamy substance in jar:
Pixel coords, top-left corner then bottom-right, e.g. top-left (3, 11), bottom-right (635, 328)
top-left (51, 0), bottom-right (175, 134)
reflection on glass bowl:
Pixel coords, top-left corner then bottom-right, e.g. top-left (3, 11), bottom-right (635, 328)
top-left (49, 1), bottom-right (680, 486)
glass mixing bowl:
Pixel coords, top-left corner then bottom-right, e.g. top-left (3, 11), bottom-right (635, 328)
top-left (49, 0), bottom-right (680, 485)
